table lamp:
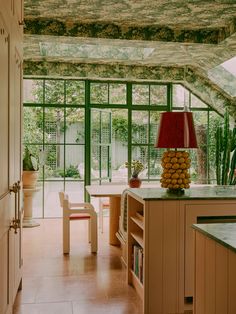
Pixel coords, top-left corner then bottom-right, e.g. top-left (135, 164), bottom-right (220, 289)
top-left (155, 111), bottom-right (198, 193)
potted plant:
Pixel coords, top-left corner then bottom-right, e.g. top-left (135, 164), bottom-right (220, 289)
top-left (22, 146), bottom-right (39, 188)
top-left (125, 160), bottom-right (145, 188)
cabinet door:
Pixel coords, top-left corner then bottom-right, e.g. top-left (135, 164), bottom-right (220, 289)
top-left (11, 48), bottom-right (23, 298)
top-left (0, 0), bottom-right (13, 15)
top-left (0, 197), bottom-right (11, 314)
top-left (0, 15), bottom-right (11, 314)
top-left (13, 0), bottom-right (23, 25)
top-left (9, 46), bottom-right (22, 184)
top-left (185, 202), bottom-right (236, 298)
top-left (0, 15), bottom-right (9, 196)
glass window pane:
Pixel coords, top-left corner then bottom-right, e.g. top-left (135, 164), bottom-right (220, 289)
top-left (66, 80), bottom-right (85, 105)
top-left (44, 108), bottom-right (64, 143)
top-left (109, 83), bottom-right (126, 104)
top-left (191, 111), bottom-right (208, 184)
top-left (32, 182), bottom-right (43, 218)
top-left (150, 85), bottom-right (167, 106)
top-left (132, 84), bottom-right (149, 105)
top-left (101, 111), bottom-right (111, 144)
top-left (112, 109), bottom-right (128, 182)
top-left (101, 146), bottom-right (110, 178)
top-left (208, 111), bottom-right (223, 184)
top-left (45, 80), bottom-right (64, 104)
top-left (65, 108), bottom-right (85, 144)
top-left (44, 145), bottom-right (64, 179)
top-left (150, 111), bottom-right (160, 144)
top-left (191, 93), bottom-right (208, 108)
top-left (65, 182), bottom-right (85, 203)
top-left (44, 181), bottom-right (64, 217)
top-left (91, 145), bottom-right (100, 178)
top-left (91, 110), bottom-right (100, 143)
top-left (149, 147), bottom-right (163, 179)
top-left (23, 79), bottom-right (43, 103)
top-left (64, 145), bottom-right (84, 180)
top-left (173, 84), bottom-right (190, 108)
top-left (132, 111), bottom-right (149, 144)
top-left (90, 83), bottom-right (108, 104)
top-left (23, 107), bottom-right (43, 143)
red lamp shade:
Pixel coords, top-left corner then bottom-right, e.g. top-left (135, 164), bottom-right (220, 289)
top-left (155, 112), bottom-right (198, 148)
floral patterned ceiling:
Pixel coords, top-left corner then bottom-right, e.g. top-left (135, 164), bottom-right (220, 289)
top-left (23, 0), bottom-right (236, 116)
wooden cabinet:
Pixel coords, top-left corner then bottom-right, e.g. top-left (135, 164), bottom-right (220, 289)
top-left (14, 0), bottom-right (24, 26)
top-left (126, 188), bottom-right (236, 314)
top-left (0, 1), bottom-right (23, 313)
top-left (0, 9), bottom-right (10, 196)
top-left (194, 225), bottom-right (236, 314)
top-left (127, 194), bottom-right (184, 314)
top-left (127, 197), bottom-right (144, 301)
top-left (184, 202), bottom-right (236, 298)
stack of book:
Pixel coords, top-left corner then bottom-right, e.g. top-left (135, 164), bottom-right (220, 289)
top-left (133, 244), bottom-right (143, 283)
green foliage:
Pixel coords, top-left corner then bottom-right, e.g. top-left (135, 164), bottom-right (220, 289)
top-left (23, 147), bottom-right (39, 171)
top-left (215, 110), bottom-right (236, 185)
top-left (112, 116), bottom-right (128, 142)
top-left (125, 160), bottom-right (145, 177)
top-left (58, 165), bottom-right (80, 178)
top-left (208, 113), bottom-right (222, 172)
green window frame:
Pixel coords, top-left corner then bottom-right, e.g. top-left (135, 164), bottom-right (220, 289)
top-left (23, 78), bottom-right (221, 217)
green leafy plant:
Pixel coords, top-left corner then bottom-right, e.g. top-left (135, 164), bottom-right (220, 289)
top-left (215, 110), bottom-right (236, 185)
top-left (23, 147), bottom-right (39, 171)
top-left (58, 165), bottom-right (80, 178)
top-left (125, 160), bottom-right (145, 178)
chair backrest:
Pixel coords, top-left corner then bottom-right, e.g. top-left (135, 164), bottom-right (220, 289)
top-left (59, 191), bottom-right (69, 207)
top-left (59, 191), bottom-right (65, 207)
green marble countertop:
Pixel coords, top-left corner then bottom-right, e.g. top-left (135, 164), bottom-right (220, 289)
top-left (128, 185), bottom-right (236, 200)
top-left (193, 223), bottom-right (236, 253)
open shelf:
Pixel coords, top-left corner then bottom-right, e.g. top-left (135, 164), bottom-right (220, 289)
top-left (130, 269), bottom-right (144, 300)
top-left (131, 231), bottom-right (144, 248)
top-left (131, 215), bottom-right (144, 230)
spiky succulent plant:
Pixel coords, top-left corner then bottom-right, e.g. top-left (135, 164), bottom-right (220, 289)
top-left (23, 147), bottom-right (39, 171)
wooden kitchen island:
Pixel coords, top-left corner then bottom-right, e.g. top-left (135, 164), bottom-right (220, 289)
top-left (126, 186), bottom-right (236, 314)
top-left (193, 223), bottom-right (236, 314)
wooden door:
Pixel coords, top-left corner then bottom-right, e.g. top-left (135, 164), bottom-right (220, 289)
top-left (0, 3), bottom-right (23, 312)
top-left (13, 0), bottom-right (23, 26)
top-left (0, 14), bottom-right (11, 314)
top-left (8, 47), bottom-right (23, 302)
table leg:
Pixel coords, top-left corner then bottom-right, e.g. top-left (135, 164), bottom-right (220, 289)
top-left (109, 196), bottom-right (121, 246)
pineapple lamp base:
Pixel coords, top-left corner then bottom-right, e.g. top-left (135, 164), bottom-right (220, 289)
top-left (160, 150), bottom-right (191, 192)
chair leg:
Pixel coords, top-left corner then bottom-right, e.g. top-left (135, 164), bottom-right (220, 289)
top-left (99, 200), bottom-right (104, 233)
top-left (88, 218), bottom-right (91, 243)
top-left (100, 208), bottom-right (103, 233)
top-left (63, 215), bottom-right (70, 254)
top-left (90, 212), bottom-right (98, 253)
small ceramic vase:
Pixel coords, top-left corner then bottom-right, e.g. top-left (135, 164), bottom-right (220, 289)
top-left (129, 176), bottom-right (142, 188)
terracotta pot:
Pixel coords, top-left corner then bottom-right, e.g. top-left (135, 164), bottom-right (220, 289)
top-left (22, 171), bottom-right (39, 188)
top-left (129, 176), bottom-right (142, 188)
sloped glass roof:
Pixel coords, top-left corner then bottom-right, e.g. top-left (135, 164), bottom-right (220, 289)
top-left (208, 56), bottom-right (236, 97)
top-left (222, 56), bottom-right (236, 76)
top-left (39, 41), bottom-right (155, 61)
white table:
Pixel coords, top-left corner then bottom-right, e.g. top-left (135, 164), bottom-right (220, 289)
top-left (86, 184), bottom-right (128, 245)
top-left (86, 183), bottom-right (160, 245)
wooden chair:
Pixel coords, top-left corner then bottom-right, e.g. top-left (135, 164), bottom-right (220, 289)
top-left (59, 191), bottom-right (97, 254)
top-left (99, 197), bottom-right (110, 233)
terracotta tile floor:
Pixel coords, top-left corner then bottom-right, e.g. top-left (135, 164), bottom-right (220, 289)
top-left (13, 218), bottom-right (143, 314)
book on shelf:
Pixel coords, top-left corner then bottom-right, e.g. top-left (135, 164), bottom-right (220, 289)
top-left (132, 244), bottom-right (143, 283)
